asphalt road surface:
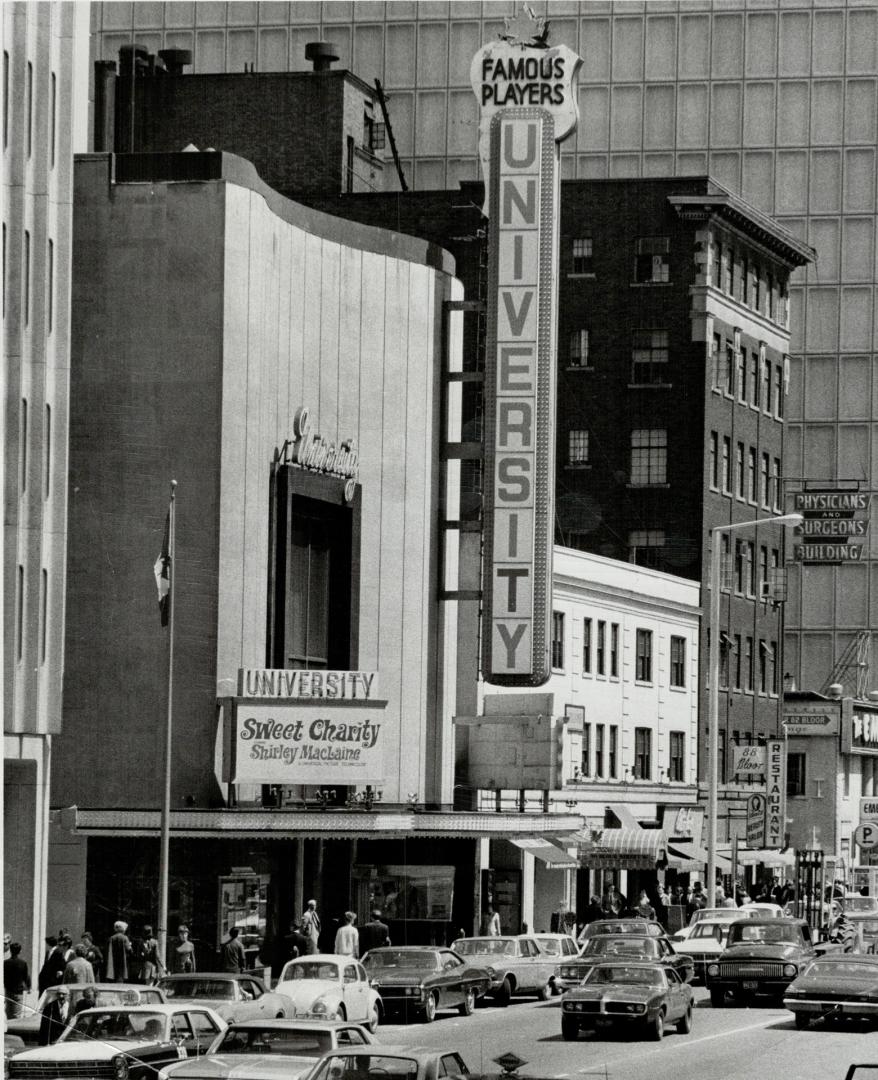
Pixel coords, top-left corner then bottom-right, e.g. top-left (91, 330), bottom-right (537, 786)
top-left (378, 986), bottom-right (878, 1080)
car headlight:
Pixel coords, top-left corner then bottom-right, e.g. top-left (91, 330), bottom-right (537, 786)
top-left (485, 966), bottom-right (497, 978)
top-left (112, 1055), bottom-right (129, 1080)
top-left (707, 964), bottom-right (719, 977)
top-left (311, 999), bottom-right (331, 1016)
top-left (783, 964), bottom-right (798, 978)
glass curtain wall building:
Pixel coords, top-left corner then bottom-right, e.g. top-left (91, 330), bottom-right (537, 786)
top-left (91, 0), bottom-right (878, 693)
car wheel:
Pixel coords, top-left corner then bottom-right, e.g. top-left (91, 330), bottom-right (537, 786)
top-left (458, 987), bottom-right (476, 1016)
top-left (336, 1005), bottom-right (346, 1021)
top-left (366, 1001), bottom-right (381, 1033)
top-left (537, 981), bottom-right (552, 1002)
top-left (676, 1003), bottom-right (693, 1034)
top-left (561, 1017), bottom-right (578, 1041)
top-left (648, 1009), bottom-right (665, 1041)
top-left (709, 987), bottom-right (725, 1008)
top-left (794, 1012), bottom-right (810, 1030)
top-left (550, 978), bottom-right (563, 997)
top-left (275, 1011), bottom-right (285, 1019)
top-left (422, 992), bottom-right (438, 1023)
top-left (494, 978), bottom-right (512, 1007)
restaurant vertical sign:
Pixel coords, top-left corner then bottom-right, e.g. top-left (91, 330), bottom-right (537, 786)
top-left (472, 9), bottom-right (582, 685)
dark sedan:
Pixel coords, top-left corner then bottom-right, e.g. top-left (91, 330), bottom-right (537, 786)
top-left (783, 955), bottom-right (878, 1028)
top-left (577, 919), bottom-right (666, 942)
top-left (361, 947), bottom-right (491, 1022)
top-left (706, 918), bottom-right (827, 1005)
top-left (561, 962), bottom-right (693, 1042)
top-left (557, 934), bottom-right (694, 989)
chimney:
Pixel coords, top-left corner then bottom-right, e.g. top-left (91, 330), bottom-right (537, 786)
top-left (304, 41), bottom-right (339, 72)
top-left (159, 49), bottom-right (192, 76)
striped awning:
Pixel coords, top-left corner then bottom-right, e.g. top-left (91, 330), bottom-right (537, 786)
top-left (578, 828), bottom-right (667, 869)
top-left (510, 837), bottom-right (579, 868)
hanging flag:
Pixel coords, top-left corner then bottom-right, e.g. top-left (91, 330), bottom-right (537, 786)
top-left (154, 511), bottom-right (171, 626)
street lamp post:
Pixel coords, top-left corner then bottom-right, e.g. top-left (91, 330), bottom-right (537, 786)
top-left (706, 512), bottom-right (803, 909)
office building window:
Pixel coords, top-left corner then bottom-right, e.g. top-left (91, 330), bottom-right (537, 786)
top-left (568, 429), bottom-right (589, 466)
top-left (568, 328), bottom-right (591, 368)
top-left (635, 628), bottom-right (653, 682)
top-left (44, 403), bottom-right (51, 498)
top-left (709, 431), bottom-right (719, 489)
top-left (747, 540), bottom-right (756, 596)
top-left (750, 352), bottom-right (759, 407)
top-left (582, 617), bottom-right (592, 673)
top-left (552, 611), bottom-right (565, 669)
top-left (774, 364), bottom-right (784, 418)
top-left (725, 342), bottom-right (735, 395)
top-left (788, 752), bottom-right (806, 797)
top-left (595, 724), bottom-right (605, 778)
top-left (572, 236), bottom-right (593, 274)
top-left (719, 632), bottom-right (731, 689)
top-left (772, 458), bottom-right (782, 511)
top-left (634, 727), bottom-right (652, 779)
top-left (596, 620), bottom-right (606, 675)
top-left (635, 236), bottom-right (669, 283)
top-left (734, 538), bottom-right (745, 593)
top-left (712, 334), bottom-right (722, 389)
top-left (3, 51), bottom-right (8, 148)
top-left (740, 257), bottom-right (749, 304)
top-left (24, 230), bottom-right (30, 325)
top-left (721, 436), bottom-right (731, 493)
top-left (745, 636), bottom-right (754, 692)
top-left (766, 273), bottom-right (775, 319)
top-left (720, 533), bottom-right (731, 589)
top-left (670, 635), bottom-right (686, 688)
top-left (770, 640), bottom-right (778, 694)
top-left (345, 135), bottom-right (355, 192)
top-left (759, 545), bottom-right (769, 598)
top-left (610, 623), bottom-right (619, 678)
top-left (26, 61), bottom-right (32, 157)
top-left (47, 239), bottom-right (54, 333)
top-left (733, 633), bottom-right (742, 690)
top-left (631, 329), bottom-right (669, 384)
top-left (748, 447), bottom-right (757, 503)
top-left (760, 452), bottom-right (770, 508)
top-left (2, 222), bottom-right (6, 317)
top-left (761, 355), bottom-right (771, 411)
top-left (734, 440), bottom-right (743, 498)
top-left (20, 398), bottom-right (27, 493)
top-left (736, 348), bottom-right (746, 401)
top-left (718, 727), bottom-right (726, 783)
top-left (758, 639), bottom-right (768, 693)
top-left (51, 72), bottom-right (56, 167)
top-left (609, 726), bottom-right (618, 778)
top-left (581, 723), bottom-right (590, 777)
top-left (669, 731), bottom-right (685, 782)
top-left (16, 564), bottom-right (24, 661)
top-left (713, 240), bottom-right (722, 288)
top-left (630, 428), bottom-right (667, 485)
top-left (628, 529), bottom-right (665, 569)
top-left (40, 568), bottom-right (48, 664)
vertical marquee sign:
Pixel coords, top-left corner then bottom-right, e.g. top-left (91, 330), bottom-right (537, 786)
top-left (472, 8), bottom-right (582, 685)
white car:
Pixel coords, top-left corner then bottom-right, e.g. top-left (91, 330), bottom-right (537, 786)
top-left (678, 920), bottom-right (732, 981)
top-left (533, 933), bottom-right (579, 994)
top-left (672, 908), bottom-right (758, 943)
top-left (274, 955), bottom-right (382, 1032)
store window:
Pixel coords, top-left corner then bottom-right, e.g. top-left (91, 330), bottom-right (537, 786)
top-left (610, 623), bottom-right (619, 678)
top-left (581, 723), bottom-right (590, 777)
top-left (218, 873), bottom-right (269, 958)
top-left (635, 628), bottom-right (653, 682)
top-left (634, 727), bottom-right (652, 779)
top-left (595, 724), bottom-right (605, 778)
top-left (669, 732), bottom-right (685, 782)
top-left (582, 617), bottom-right (592, 674)
top-left (670, 636), bottom-right (686, 688)
top-left (609, 726), bottom-right (618, 778)
top-left (596, 620), bottom-right (606, 676)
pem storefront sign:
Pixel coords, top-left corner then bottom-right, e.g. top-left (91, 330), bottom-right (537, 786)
top-left (229, 698), bottom-right (387, 785)
top-left (843, 709), bottom-right (878, 755)
top-left (472, 8), bottom-right (581, 686)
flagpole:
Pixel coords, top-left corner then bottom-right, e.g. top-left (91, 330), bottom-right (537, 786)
top-left (157, 480), bottom-right (177, 974)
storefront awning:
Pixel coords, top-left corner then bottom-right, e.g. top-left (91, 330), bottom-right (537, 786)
top-left (510, 837), bottom-right (578, 868)
top-left (721, 847), bottom-right (795, 868)
top-left (667, 841), bottom-right (732, 873)
top-left (578, 828), bottom-right (667, 869)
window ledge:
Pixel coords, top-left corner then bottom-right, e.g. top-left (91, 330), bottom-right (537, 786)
top-left (567, 272), bottom-right (596, 280)
top-left (565, 365), bottom-right (594, 372)
top-left (669, 685), bottom-right (688, 693)
top-left (565, 463), bottom-right (592, 471)
top-left (627, 382), bottom-right (674, 390)
top-left (630, 281), bottom-right (674, 288)
top-left (626, 483), bottom-right (671, 490)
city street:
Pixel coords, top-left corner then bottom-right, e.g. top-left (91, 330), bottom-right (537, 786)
top-left (380, 987), bottom-right (877, 1080)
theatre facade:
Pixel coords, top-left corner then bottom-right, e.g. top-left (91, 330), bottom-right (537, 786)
top-left (48, 149), bottom-right (579, 965)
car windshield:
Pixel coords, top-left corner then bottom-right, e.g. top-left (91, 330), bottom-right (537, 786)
top-left (582, 966), bottom-right (664, 987)
top-left (310, 1054), bottom-right (420, 1080)
top-left (802, 959), bottom-right (878, 979)
top-left (585, 938), bottom-right (656, 957)
top-left (845, 897), bottom-right (878, 913)
top-left (453, 939), bottom-right (514, 956)
top-left (214, 1028), bottom-right (334, 1056)
top-left (592, 923), bottom-right (651, 936)
top-left (160, 979), bottom-right (235, 999)
top-left (535, 938), bottom-right (561, 955)
top-left (690, 923), bottom-right (727, 941)
top-left (64, 1011), bottom-right (165, 1043)
top-left (731, 924), bottom-right (800, 944)
top-left (281, 962), bottom-right (340, 982)
top-left (362, 951), bottom-right (438, 971)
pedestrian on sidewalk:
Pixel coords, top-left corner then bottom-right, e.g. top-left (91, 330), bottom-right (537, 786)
top-left (171, 926), bottom-right (196, 973)
top-left (63, 945), bottom-right (95, 984)
top-left (221, 928), bottom-right (247, 973)
top-left (105, 921), bottom-right (133, 982)
top-left (300, 901), bottom-right (321, 954)
top-left (334, 912), bottom-right (359, 958)
top-left (81, 933), bottom-right (103, 982)
top-left (4, 942), bottom-right (31, 1018)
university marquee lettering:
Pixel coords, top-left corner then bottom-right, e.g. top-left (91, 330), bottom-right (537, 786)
top-left (238, 668), bottom-right (378, 700)
top-left (472, 11), bottom-right (581, 686)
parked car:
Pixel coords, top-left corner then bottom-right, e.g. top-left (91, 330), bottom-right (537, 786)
top-left (157, 975), bottom-right (293, 1025)
top-left (705, 917), bottom-right (830, 1005)
top-left (450, 936), bottom-right (555, 1004)
top-left (157, 1020), bottom-right (375, 1080)
top-left (7, 984), bottom-right (167, 1045)
top-left (274, 955), bottom-right (382, 1031)
top-left (676, 920), bottom-right (732, 982)
top-left (361, 947), bottom-right (491, 1022)
top-left (7, 1004), bottom-right (226, 1080)
top-left (532, 934), bottom-right (578, 994)
top-left (560, 962), bottom-right (693, 1042)
top-left (672, 907), bottom-right (759, 943)
top-left (783, 955), bottom-right (878, 1028)
top-left (577, 919), bottom-right (666, 943)
top-left (297, 1046), bottom-right (470, 1080)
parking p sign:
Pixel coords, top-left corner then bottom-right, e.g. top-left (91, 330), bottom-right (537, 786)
top-left (853, 822), bottom-right (878, 851)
